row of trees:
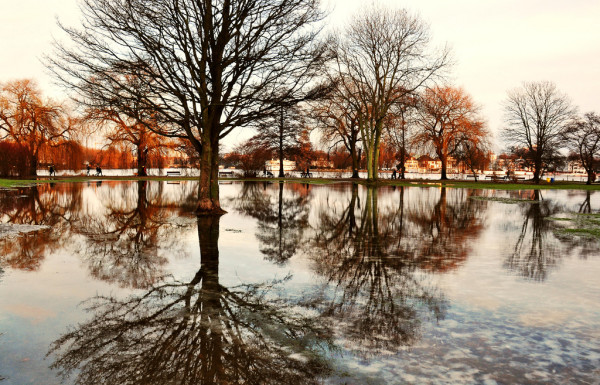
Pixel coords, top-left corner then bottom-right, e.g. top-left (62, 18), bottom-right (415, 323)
top-left (502, 81), bottom-right (600, 184)
top-left (1, 0), bottom-right (597, 213)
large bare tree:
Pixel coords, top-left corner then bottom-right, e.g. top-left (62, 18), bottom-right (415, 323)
top-left (47, 0), bottom-right (328, 214)
top-left (502, 81), bottom-right (576, 183)
top-left (562, 112), bottom-right (600, 184)
top-left (330, 6), bottom-right (448, 181)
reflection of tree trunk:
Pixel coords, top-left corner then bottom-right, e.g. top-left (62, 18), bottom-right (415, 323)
top-left (348, 184), bottom-right (358, 235)
top-left (278, 182), bottom-right (284, 255)
top-left (579, 190), bottom-right (591, 213)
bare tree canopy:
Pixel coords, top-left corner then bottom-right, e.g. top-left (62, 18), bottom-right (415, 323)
top-left (311, 78), bottom-right (362, 178)
top-left (47, 0), bottom-right (328, 213)
top-left (562, 112), bottom-right (600, 184)
top-left (502, 81), bottom-right (576, 183)
top-left (330, 5), bottom-right (449, 181)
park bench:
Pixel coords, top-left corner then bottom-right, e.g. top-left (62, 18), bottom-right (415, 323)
top-left (263, 171), bottom-right (274, 178)
top-left (300, 171), bottom-right (313, 178)
top-left (166, 170), bottom-right (181, 176)
top-left (218, 170), bottom-right (234, 178)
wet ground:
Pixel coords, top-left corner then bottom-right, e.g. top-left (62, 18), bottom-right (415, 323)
top-left (0, 181), bottom-right (599, 384)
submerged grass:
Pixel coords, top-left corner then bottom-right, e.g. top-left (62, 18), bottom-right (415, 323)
top-left (469, 196), bottom-right (538, 204)
top-left (554, 213), bottom-right (600, 240)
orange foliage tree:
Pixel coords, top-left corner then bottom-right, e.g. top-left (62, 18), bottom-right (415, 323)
top-left (0, 79), bottom-right (74, 175)
top-left (414, 86), bottom-right (487, 180)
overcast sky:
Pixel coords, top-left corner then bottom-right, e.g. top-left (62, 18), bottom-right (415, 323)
top-left (1, 0), bottom-right (599, 151)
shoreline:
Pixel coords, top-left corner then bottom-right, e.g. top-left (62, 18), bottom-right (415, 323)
top-left (1, 175), bottom-right (599, 191)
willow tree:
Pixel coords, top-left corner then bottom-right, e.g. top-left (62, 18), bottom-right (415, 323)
top-left (331, 6), bottom-right (448, 181)
top-left (48, 0), bottom-right (328, 214)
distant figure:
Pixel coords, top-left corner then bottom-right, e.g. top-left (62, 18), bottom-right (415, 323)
top-left (96, 166), bottom-right (103, 176)
top-left (391, 169), bottom-right (397, 179)
top-left (49, 165), bottom-right (56, 177)
top-left (86, 164), bottom-right (91, 176)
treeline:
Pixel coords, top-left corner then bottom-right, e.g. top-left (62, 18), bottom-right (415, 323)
top-left (0, 79), bottom-right (179, 176)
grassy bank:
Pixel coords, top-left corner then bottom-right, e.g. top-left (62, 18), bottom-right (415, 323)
top-left (1, 175), bottom-right (599, 191)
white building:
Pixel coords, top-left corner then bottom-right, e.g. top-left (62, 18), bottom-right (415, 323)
top-left (265, 159), bottom-right (296, 172)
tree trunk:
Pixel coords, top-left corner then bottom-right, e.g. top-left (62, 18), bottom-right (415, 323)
top-left (350, 140), bottom-right (359, 179)
top-left (279, 107), bottom-right (285, 178)
top-left (28, 153), bottom-right (38, 177)
top-left (587, 169), bottom-right (594, 185)
top-left (137, 145), bottom-right (147, 176)
top-left (440, 153), bottom-right (448, 180)
top-left (197, 140), bottom-right (226, 216)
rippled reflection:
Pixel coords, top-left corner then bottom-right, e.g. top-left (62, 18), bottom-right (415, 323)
top-left (230, 182), bottom-right (310, 264)
top-left (502, 190), bottom-right (563, 281)
top-left (305, 185), bottom-right (490, 355)
top-left (0, 182), bottom-right (598, 384)
top-left (48, 215), bottom-right (332, 385)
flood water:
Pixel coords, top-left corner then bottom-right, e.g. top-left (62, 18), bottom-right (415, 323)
top-left (0, 181), bottom-right (599, 384)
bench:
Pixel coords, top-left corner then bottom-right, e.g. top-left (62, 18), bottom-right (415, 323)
top-left (300, 171), bottom-right (313, 178)
top-left (218, 170), bottom-right (234, 178)
top-left (166, 170), bottom-right (181, 176)
top-left (262, 171), bottom-right (274, 178)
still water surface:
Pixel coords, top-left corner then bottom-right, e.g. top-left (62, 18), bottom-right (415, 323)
top-left (0, 181), bottom-right (599, 384)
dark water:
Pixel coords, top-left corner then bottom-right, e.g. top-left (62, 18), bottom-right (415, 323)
top-left (0, 181), bottom-right (599, 384)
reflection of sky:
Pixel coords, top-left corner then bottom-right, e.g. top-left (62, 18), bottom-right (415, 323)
top-left (0, 182), bottom-right (599, 384)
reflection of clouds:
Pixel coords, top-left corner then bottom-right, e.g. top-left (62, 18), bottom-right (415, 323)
top-left (49, 216), bottom-right (332, 385)
top-left (2, 304), bottom-right (56, 325)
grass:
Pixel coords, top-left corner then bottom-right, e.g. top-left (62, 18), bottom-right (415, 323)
top-left (1, 175), bottom-right (600, 191)
top-left (553, 213), bottom-right (600, 240)
top-left (469, 196), bottom-right (538, 204)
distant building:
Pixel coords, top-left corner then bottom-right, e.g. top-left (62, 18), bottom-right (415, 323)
top-left (310, 158), bottom-right (334, 169)
top-left (265, 159), bottom-right (296, 172)
top-left (403, 157), bottom-right (419, 172)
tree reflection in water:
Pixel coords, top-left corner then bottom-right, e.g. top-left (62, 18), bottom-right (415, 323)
top-left (73, 181), bottom-right (193, 289)
top-left (308, 185), bottom-right (487, 355)
top-left (0, 183), bottom-right (83, 271)
top-left (48, 216), bottom-right (332, 385)
top-left (230, 182), bottom-right (310, 264)
top-left (503, 190), bottom-right (563, 281)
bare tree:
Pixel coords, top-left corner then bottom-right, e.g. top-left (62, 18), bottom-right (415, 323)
top-left (47, 0), bottom-right (328, 214)
top-left (562, 112), bottom-right (600, 184)
top-left (253, 104), bottom-right (306, 177)
top-left (311, 77), bottom-right (362, 178)
top-left (502, 81), bottom-right (576, 183)
top-left (330, 6), bottom-right (448, 181)
top-left (385, 93), bottom-right (419, 179)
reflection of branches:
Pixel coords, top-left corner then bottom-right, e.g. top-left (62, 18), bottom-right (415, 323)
top-left (49, 216), bottom-right (331, 385)
top-left (0, 184), bottom-right (82, 271)
top-left (504, 191), bottom-right (562, 281)
top-left (230, 182), bottom-right (310, 264)
top-left (309, 185), bottom-right (455, 355)
top-left (407, 187), bottom-right (487, 272)
top-left (75, 181), bottom-right (192, 289)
